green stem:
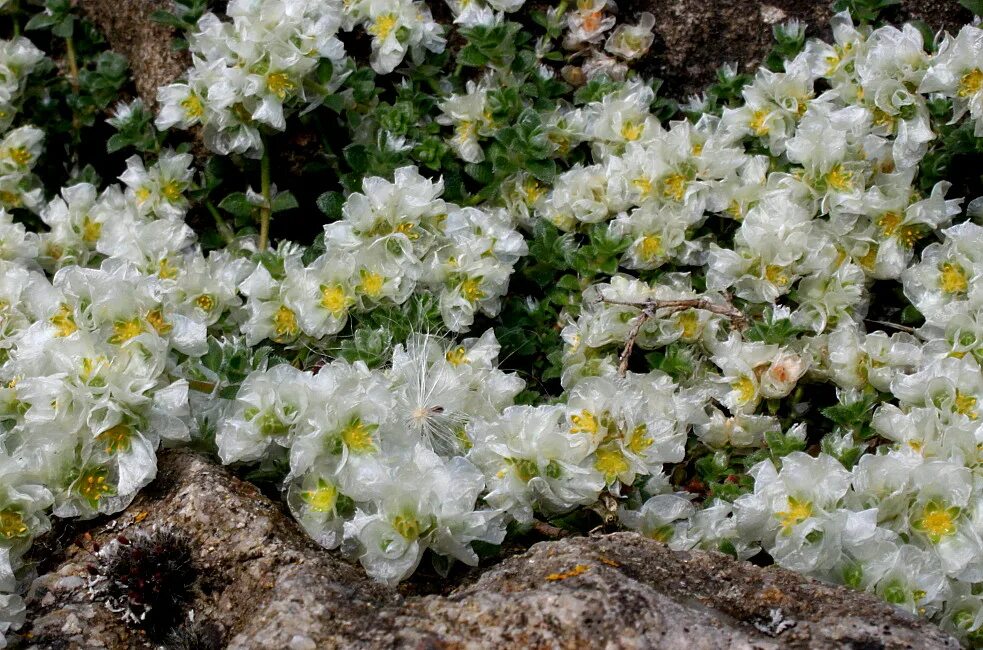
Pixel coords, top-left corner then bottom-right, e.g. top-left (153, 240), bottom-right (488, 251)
top-left (64, 36), bottom-right (80, 92)
top-left (258, 142), bottom-right (272, 250)
top-left (205, 200), bottom-right (235, 245)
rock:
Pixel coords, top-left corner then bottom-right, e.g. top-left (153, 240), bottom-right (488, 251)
top-left (76, 0), bottom-right (189, 108)
top-left (21, 450), bottom-right (959, 649)
top-left (626, 0), bottom-right (974, 97)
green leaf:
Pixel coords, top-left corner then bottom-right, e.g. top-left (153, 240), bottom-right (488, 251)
top-left (218, 192), bottom-right (256, 219)
top-left (316, 191), bottom-right (345, 219)
top-left (271, 191), bottom-right (299, 213)
top-left (960, 0), bottom-right (983, 15)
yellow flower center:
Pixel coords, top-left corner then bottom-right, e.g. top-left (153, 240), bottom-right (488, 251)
top-left (273, 305), bottom-right (299, 339)
top-left (857, 244), bottom-right (878, 270)
top-left (955, 391), bottom-right (978, 419)
top-left (369, 13), bottom-right (399, 40)
top-left (917, 503), bottom-right (958, 543)
top-left (445, 346), bottom-right (469, 367)
top-left (627, 424), bottom-right (653, 454)
top-left (97, 423), bottom-right (133, 454)
top-left (638, 234), bottom-right (663, 261)
top-left (180, 94), bottom-right (204, 119)
top-left (620, 121), bottom-right (644, 141)
top-left (662, 174), bottom-right (688, 201)
top-left (393, 221), bottom-right (419, 240)
top-left (958, 68), bottom-right (983, 97)
top-left (825, 164), bottom-right (852, 192)
top-left (319, 284), bottom-right (351, 317)
top-left (50, 304), bottom-right (78, 337)
top-left (764, 264), bottom-right (789, 287)
top-left (461, 277), bottom-right (485, 302)
top-left (110, 318), bottom-right (144, 344)
top-left (76, 467), bottom-right (113, 506)
top-left (302, 480), bottom-right (339, 513)
top-left (194, 294), bottom-right (216, 312)
top-left (677, 310), bottom-right (699, 340)
top-left (750, 110), bottom-right (770, 135)
top-left (341, 418), bottom-right (377, 454)
top-left (631, 177), bottom-right (653, 196)
top-left (877, 211), bottom-right (903, 237)
top-left (0, 509), bottom-right (28, 539)
top-left (161, 181), bottom-right (183, 202)
top-left (595, 447), bottom-right (630, 482)
top-left (6, 146), bottom-right (31, 166)
top-left (522, 178), bottom-right (545, 204)
top-left (145, 308), bottom-right (172, 335)
top-left (81, 215), bottom-right (101, 244)
top-left (157, 257), bottom-right (179, 280)
top-left (266, 72), bottom-right (295, 100)
top-left (392, 513), bottom-right (422, 540)
top-left (570, 409), bottom-right (598, 436)
top-left (359, 270), bottom-right (385, 298)
top-left (940, 262), bottom-right (969, 294)
top-left (776, 496), bottom-right (813, 534)
top-left (733, 376), bottom-right (757, 405)
top-left (135, 187), bottom-right (152, 204)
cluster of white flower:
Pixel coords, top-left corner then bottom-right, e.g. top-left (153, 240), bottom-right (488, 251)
top-left (0, 37), bottom-right (44, 213)
top-left (9, 3), bottom-right (983, 646)
top-left (0, 146), bottom-right (261, 641)
top-left (156, 0), bottom-right (350, 156)
top-left (240, 165), bottom-right (527, 340)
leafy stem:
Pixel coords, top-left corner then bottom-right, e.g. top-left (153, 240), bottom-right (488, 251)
top-left (258, 141), bottom-right (272, 250)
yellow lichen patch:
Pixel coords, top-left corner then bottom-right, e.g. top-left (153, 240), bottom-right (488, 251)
top-left (776, 496), bottom-right (812, 534)
top-left (597, 555), bottom-right (620, 568)
top-left (939, 262), bottom-right (969, 295)
top-left (546, 564), bottom-right (591, 581)
top-left (133, 511), bottom-right (149, 523)
top-left (272, 305), bottom-right (299, 339)
top-left (959, 68), bottom-right (983, 98)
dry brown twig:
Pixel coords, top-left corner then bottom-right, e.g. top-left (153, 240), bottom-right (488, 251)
top-left (597, 293), bottom-right (747, 377)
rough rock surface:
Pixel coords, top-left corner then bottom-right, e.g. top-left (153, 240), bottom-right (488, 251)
top-left (76, 0), bottom-right (189, 108)
top-left (628, 0), bottom-right (973, 97)
top-left (21, 450), bottom-right (959, 649)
